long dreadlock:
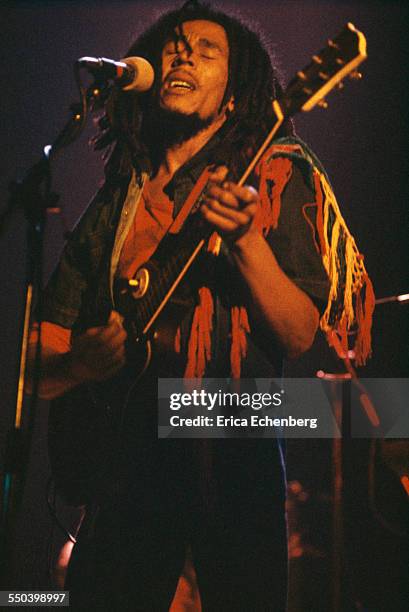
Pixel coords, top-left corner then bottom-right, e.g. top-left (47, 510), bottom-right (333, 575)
top-left (95, 0), bottom-right (293, 181)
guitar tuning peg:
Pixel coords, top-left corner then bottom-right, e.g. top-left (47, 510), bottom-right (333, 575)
top-left (318, 99), bottom-right (328, 109)
top-left (349, 71), bottom-right (362, 80)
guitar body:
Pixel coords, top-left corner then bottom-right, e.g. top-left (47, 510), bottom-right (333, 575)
top-left (48, 294), bottom-right (191, 506)
top-left (48, 383), bottom-right (118, 506)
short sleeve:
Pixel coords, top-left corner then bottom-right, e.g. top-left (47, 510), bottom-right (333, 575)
top-left (41, 232), bottom-right (90, 329)
top-left (40, 180), bottom-right (121, 330)
top-left (266, 163), bottom-right (330, 312)
top-left (28, 321), bottom-right (71, 353)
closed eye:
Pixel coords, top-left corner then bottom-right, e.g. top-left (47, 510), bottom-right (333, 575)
top-left (198, 38), bottom-right (223, 58)
top-left (162, 36), bottom-right (225, 60)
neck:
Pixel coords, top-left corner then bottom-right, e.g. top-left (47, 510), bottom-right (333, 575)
top-left (158, 112), bottom-right (226, 179)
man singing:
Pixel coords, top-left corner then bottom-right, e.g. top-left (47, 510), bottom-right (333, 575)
top-left (27, 1), bottom-right (373, 609)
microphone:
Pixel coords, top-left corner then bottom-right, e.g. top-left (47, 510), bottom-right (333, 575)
top-left (77, 56), bottom-right (154, 92)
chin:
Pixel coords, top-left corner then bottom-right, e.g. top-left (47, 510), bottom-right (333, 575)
top-left (160, 99), bottom-right (196, 117)
top-left (145, 104), bottom-right (213, 146)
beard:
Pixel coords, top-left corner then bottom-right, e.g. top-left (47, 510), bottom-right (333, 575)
top-left (141, 103), bottom-right (215, 153)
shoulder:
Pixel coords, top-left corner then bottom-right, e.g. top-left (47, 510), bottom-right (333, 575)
top-left (256, 135), bottom-right (330, 193)
top-left (253, 136), bottom-right (328, 234)
top-left (68, 171), bottom-right (140, 246)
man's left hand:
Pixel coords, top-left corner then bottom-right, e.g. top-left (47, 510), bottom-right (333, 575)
top-left (201, 166), bottom-right (259, 245)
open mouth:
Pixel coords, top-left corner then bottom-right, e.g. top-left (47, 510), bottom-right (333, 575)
top-left (165, 74), bottom-right (197, 92)
top-left (168, 80), bottom-right (195, 91)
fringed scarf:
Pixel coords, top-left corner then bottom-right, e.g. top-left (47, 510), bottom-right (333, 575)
top-left (179, 141), bottom-right (374, 378)
top-left (304, 168), bottom-right (375, 365)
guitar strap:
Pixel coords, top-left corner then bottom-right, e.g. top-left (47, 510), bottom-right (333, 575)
top-left (168, 167), bottom-right (212, 234)
top-left (167, 166), bottom-right (222, 255)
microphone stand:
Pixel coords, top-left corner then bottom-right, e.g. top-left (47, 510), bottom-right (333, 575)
top-left (0, 65), bottom-right (110, 586)
top-left (316, 291), bottom-right (408, 611)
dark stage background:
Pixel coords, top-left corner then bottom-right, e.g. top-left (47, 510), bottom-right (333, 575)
top-left (1, 1), bottom-right (408, 610)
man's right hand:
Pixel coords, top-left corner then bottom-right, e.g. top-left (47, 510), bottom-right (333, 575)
top-left (26, 311), bottom-right (127, 400)
top-left (68, 311), bottom-right (127, 384)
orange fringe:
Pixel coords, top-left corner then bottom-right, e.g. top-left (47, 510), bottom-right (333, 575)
top-left (230, 306), bottom-right (251, 379)
top-left (255, 156), bottom-right (293, 233)
top-left (311, 172), bottom-right (327, 256)
top-left (354, 272), bottom-right (376, 365)
top-left (174, 326), bottom-right (181, 354)
top-left (184, 286), bottom-right (214, 378)
top-left (207, 231), bottom-right (221, 256)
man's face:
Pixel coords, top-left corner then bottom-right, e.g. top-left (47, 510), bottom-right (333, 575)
top-left (160, 20), bottom-right (230, 124)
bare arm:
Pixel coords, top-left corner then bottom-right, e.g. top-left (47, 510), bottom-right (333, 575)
top-left (201, 167), bottom-right (319, 359)
top-left (229, 230), bottom-right (319, 358)
top-left (26, 312), bottom-right (127, 400)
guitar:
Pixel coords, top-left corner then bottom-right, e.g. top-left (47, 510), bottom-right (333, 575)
top-left (48, 23), bottom-right (367, 505)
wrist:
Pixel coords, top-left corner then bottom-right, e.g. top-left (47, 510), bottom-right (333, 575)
top-left (230, 228), bottom-right (263, 257)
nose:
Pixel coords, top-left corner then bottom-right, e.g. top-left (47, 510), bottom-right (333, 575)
top-left (171, 43), bottom-right (195, 67)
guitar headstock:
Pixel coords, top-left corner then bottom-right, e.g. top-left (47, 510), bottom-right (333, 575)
top-left (278, 22), bottom-right (367, 117)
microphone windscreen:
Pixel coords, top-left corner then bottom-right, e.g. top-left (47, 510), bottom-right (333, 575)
top-left (121, 56), bottom-right (155, 92)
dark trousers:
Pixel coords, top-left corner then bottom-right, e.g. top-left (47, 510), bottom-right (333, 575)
top-left (66, 437), bottom-right (288, 611)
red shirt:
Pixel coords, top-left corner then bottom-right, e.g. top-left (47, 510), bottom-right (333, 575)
top-left (29, 180), bottom-right (174, 352)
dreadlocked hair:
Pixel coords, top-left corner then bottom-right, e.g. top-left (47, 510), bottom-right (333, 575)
top-left (95, 0), bottom-right (293, 182)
